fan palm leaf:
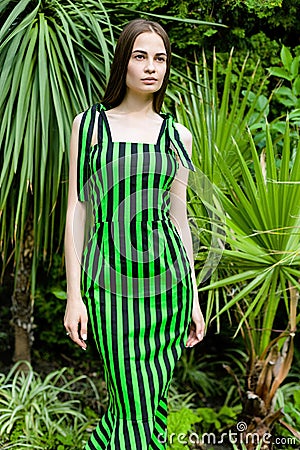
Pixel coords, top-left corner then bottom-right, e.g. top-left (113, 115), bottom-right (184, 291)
top-left (199, 118), bottom-right (300, 354)
top-left (172, 53), bottom-right (299, 434)
top-left (0, 0), bottom-right (116, 290)
top-left (170, 49), bottom-right (270, 184)
top-left (168, 51), bottom-right (271, 328)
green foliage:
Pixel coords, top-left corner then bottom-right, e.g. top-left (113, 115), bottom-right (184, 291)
top-left (34, 284), bottom-right (70, 350)
top-left (168, 51), bottom-right (271, 326)
top-left (1, 420), bottom-right (89, 449)
top-left (247, 98), bottom-right (300, 153)
top-left (124, 0), bottom-right (299, 84)
top-left (246, 45), bottom-right (300, 149)
top-left (215, 31), bottom-right (281, 94)
top-left (196, 117), bottom-right (300, 353)
top-left (195, 404), bottom-right (240, 432)
top-left (232, 0), bottom-right (283, 18)
top-left (166, 383), bottom-right (242, 449)
top-left (32, 255), bottom-right (103, 368)
top-left (268, 45), bottom-right (300, 110)
top-left (0, 362), bottom-right (99, 447)
top-left (232, 443), bottom-right (263, 450)
top-left (173, 47), bottom-right (299, 431)
top-left (0, 0), bottom-right (116, 290)
top-left (124, 0), bottom-right (226, 56)
top-left (33, 254), bottom-right (73, 353)
top-left (275, 381), bottom-right (300, 441)
top-left (167, 381), bottom-right (198, 412)
top-left (166, 408), bottom-right (200, 449)
top-left (174, 351), bottom-right (220, 396)
top-left (173, 345), bottom-right (247, 400)
top-left (170, 50), bottom-right (269, 184)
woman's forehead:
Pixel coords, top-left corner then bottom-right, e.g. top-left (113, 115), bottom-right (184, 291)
top-left (132, 32), bottom-right (166, 53)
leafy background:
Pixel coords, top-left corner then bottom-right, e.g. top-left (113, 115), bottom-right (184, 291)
top-left (0, 0), bottom-right (300, 448)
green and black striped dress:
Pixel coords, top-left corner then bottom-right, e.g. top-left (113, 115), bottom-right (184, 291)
top-left (77, 103), bottom-right (196, 449)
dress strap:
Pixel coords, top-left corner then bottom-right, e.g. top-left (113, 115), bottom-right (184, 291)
top-left (165, 113), bottom-right (196, 172)
top-left (77, 104), bottom-right (98, 201)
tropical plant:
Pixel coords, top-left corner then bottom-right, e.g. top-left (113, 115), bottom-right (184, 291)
top-left (233, 0), bottom-right (282, 17)
top-left (268, 45), bottom-right (300, 111)
top-left (0, 361), bottom-right (99, 447)
top-left (0, 419), bottom-right (89, 449)
top-left (170, 50), bottom-right (299, 446)
top-left (274, 381), bottom-right (300, 442)
top-left (174, 351), bottom-right (220, 396)
top-left (170, 49), bottom-right (270, 184)
top-left (168, 50), bottom-right (271, 326)
top-left (232, 444), bottom-right (263, 450)
top-left (174, 345), bottom-right (247, 399)
top-left (166, 408), bottom-right (200, 450)
top-left (195, 386), bottom-right (242, 433)
top-left (167, 380), bottom-right (197, 412)
top-left (0, 0), bottom-right (116, 363)
top-left (247, 45), bottom-right (300, 151)
top-left (196, 120), bottom-right (300, 445)
top-left (166, 382), bottom-right (242, 449)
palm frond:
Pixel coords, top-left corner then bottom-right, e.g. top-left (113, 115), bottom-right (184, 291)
top-left (0, 0), bottom-right (116, 288)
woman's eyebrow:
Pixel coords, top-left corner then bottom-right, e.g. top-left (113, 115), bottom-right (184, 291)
top-left (132, 49), bottom-right (167, 56)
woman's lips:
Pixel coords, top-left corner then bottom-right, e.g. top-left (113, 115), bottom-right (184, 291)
top-left (141, 78), bottom-right (158, 84)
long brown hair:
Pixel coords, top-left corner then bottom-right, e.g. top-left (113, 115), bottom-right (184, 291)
top-left (102, 19), bottom-right (171, 113)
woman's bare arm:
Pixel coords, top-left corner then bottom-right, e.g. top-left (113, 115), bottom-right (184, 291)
top-left (169, 124), bottom-right (205, 347)
top-left (64, 113), bottom-right (88, 350)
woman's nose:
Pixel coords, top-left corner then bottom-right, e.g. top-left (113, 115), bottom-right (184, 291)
top-left (145, 59), bottom-right (155, 72)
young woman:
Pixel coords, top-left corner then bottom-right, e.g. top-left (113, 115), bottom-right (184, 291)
top-left (64, 18), bottom-right (205, 450)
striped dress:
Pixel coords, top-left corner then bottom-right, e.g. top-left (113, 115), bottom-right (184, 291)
top-left (77, 103), bottom-right (196, 450)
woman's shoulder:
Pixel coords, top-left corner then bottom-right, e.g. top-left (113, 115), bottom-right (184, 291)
top-left (72, 112), bottom-right (85, 128)
top-left (174, 122), bottom-right (192, 139)
top-left (173, 122), bottom-right (193, 155)
top-left (72, 103), bottom-right (103, 127)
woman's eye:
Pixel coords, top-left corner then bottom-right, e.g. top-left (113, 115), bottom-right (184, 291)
top-left (156, 57), bottom-right (166, 62)
top-left (135, 54), bottom-right (144, 60)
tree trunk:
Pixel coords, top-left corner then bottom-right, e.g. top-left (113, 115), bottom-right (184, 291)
top-left (11, 214), bottom-right (34, 366)
top-left (238, 334), bottom-right (295, 450)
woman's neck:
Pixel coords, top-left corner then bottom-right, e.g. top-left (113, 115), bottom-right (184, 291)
top-left (113, 92), bottom-right (156, 116)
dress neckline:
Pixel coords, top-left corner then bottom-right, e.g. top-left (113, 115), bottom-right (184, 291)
top-left (99, 106), bottom-right (168, 146)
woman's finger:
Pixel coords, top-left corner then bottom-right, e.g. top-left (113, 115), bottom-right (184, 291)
top-left (186, 318), bottom-right (205, 347)
top-left (66, 322), bottom-right (87, 350)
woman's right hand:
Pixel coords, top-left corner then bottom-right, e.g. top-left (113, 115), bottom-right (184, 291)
top-left (64, 298), bottom-right (88, 350)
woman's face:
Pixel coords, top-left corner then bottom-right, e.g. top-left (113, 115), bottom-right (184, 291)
top-left (126, 32), bottom-right (167, 97)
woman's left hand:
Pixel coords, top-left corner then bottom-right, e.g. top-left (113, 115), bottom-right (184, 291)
top-left (186, 299), bottom-right (205, 347)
